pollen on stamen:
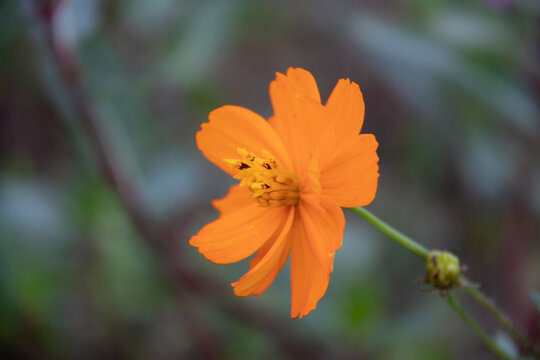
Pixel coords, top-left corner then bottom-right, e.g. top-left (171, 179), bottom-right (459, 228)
top-left (222, 148), bottom-right (300, 207)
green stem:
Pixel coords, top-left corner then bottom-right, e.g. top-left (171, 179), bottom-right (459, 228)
top-left (350, 207), bottom-right (429, 259)
top-left (463, 280), bottom-right (540, 358)
top-left (350, 207), bottom-right (539, 358)
top-left (447, 293), bottom-right (514, 360)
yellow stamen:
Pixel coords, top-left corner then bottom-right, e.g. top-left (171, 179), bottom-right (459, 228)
top-left (224, 148), bottom-right (300, 207)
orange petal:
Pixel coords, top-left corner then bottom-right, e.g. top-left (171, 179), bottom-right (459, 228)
top-left (232, 206), bottom-right (294, 296)
top-left (189, 204), bottom-right (288, 264)
top-left (211, 185), bottom-right (253, 215)
top-left (282, 67), bottom-right (321, 103)
top-left (320, 134), bottom-right (379, 208)
top-left (325, 78), bottom-right (365, 141)
top-left (269, 72), bottom-right (333, 176)
top-left (300, 154), bottom-right (322, 200)
top-left (298, 195), bottom-right (345, 274)
top-left (289, 215), bottom-right (335, 319)
top-left (196, 105), bottom-right (293, 175)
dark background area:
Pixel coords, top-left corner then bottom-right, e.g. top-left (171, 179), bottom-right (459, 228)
top-left (1, 0), bottom-right (540, 359)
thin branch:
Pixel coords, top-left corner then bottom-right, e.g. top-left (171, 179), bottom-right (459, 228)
top-left (463, 280), bottom-right (540, 358)
top-left (447, 293), bottom-right (514, 360)
top-left (352, 207), bottom-right (539, 358)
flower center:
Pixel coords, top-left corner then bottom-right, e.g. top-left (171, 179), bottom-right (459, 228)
top-left (224, 148), bottom-right (300, 207)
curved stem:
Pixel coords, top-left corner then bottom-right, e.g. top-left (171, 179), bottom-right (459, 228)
top-left (350, 207), bottom-right (539, 358)
top-left (350, 207), bottom-right (429, 259)
top-left (447, 293), bottom-right (514, 360)
top-left (462, 280), bottom-right (540, 358)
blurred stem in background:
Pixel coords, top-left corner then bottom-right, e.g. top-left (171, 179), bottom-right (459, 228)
top-left (18, 0), bottom-right (335, 359)
top-left (447, 293), bottom-right (514, 360)
top-left (351, 207), bottom-right (540, 360)
top-left (463, 282), bottom-right (540, 358)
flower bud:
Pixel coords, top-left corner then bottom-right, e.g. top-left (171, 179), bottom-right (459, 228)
top-left (425, 250), bottom-right (462, 290)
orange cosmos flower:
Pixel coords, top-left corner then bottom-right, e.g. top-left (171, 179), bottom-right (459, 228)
top-left (190, 68), bottom-right (379, 318)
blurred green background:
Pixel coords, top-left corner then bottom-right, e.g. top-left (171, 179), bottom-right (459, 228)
top-left (1, 0), bottom-right (540, 359)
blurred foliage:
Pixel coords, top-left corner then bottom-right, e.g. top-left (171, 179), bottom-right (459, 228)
top-left (1, 0), bottom-right (540, 359)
